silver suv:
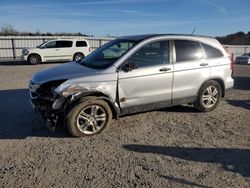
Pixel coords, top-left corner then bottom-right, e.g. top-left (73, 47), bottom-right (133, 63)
top-left (29, 34), bottom-right (234, 137)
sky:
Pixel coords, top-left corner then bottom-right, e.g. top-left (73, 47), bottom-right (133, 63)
top-left (0, 0), bottom-right (249, 37)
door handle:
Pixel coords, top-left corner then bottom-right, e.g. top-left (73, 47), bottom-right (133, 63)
top-left (55, 49), bottom-right (59, 51)
top-left (159, 67), bottom-right (171, 72)
top-left (200, 63), bottom-right (208, 66)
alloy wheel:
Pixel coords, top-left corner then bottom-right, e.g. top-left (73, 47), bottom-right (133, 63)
top-left (202, 86), bottom-right (218, 108)
top-left (75, 54), bottom-right (83, 62)
top-left (76, 105), bottom-right (107, 135)
top-left (30, 56), bottom-right (38, 64)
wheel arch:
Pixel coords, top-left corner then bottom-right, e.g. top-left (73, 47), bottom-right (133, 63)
top-left (64, 91), bottom-right (120, 119)
top-left (197, 78), bottom-right (225, 98)
top-left (211, 78), bottom-right (225, 97)
top-left (28, 53), bottom-right (43, 62)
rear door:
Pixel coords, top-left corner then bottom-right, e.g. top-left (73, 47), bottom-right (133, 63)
top-left (200, 43), bottom-right (230, 79)
top-left (118, 40), bottom-right (173, 114)
top-left (172, 39), bottom-right (210, 104)
top-left (55, 40), bottom-right (73, 60)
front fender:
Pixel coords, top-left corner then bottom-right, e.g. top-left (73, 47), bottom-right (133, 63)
top-left (60, 90), bottom-right (121, 119)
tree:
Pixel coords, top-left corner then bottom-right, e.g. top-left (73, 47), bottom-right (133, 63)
top-left (0, 24), bottom-right (89, 36)
top-left (0, 24), bottom-right (18, 36)
top-left (217, 31), bottom-right (250, 45)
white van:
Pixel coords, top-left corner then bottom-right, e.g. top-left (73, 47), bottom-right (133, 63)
top-left (22, 39), bottom-right (90, 64)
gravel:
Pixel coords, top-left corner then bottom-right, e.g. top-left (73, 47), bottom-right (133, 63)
top-left (0, 61), bottom-right (249, 187)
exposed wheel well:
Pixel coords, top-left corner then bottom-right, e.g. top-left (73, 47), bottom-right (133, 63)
top-left (65, 92), bottom-right (119, 119)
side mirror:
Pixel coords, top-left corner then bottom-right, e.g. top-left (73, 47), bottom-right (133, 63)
top-left (40, 46), bottom-right (46, 49)
top-left (122, 62), bottom-right (137, 72)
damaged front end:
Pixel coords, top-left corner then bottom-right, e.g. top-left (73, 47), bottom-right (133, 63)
top-left (29, 80), bottom-right (67, 132)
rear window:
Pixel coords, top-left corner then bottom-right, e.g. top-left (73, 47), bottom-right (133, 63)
top-left (76, 41), bottom-right (88, 47)
top-left (202, 43), bottom-right (223, 58)
top-left (56, 41), bottom-right (73, 48)
top-left (175, 40), bottom-right (203, 62)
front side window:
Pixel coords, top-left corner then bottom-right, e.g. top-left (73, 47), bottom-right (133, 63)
top-left (127, 40), bottom-right (169, 68)
top-left (80, 39), bottom-right (138, 69)
top-left (202, 43), bottom-right (223, 58)
top-left (56, 41), bottom-right (73, 48)
top-left (44, 41), bottom-right (56, 48)
top-left (175, 40), bottom-right (203, 62)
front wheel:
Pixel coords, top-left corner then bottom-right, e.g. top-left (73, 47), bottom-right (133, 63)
top-left (194, 81), bottom-right (222, 112)
top-left (66, 98), bottom-right (112, 137)
top-left (28, 54), bottom-right (41, 65)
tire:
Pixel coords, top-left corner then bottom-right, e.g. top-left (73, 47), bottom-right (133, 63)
top-left (28, 54), bottom-right (41, 65)
top-left (66, 97), bottom-right (112, 137)
top-left (194, 80), bottom-right (222, 112)
top-left (73, 53), bottom-right (84, 62)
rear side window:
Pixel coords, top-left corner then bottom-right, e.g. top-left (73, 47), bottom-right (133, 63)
top-left (56, 41), bottom-right (73, 48)
top-left (174, 40), bottom-right (203, 62)
top-left (201, 43), bottom-right (223, 58)
top-left (76, 41), bottom-right (88, 47)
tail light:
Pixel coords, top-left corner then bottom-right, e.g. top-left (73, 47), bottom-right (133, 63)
top-left (224, 47), bottom-right (233, 70)
top-left (230, 57), bottom-right (233, 70)
top-left (229, 53), bottom-right (234, 70)
top-left (89, 48), bottom-right (91, 53)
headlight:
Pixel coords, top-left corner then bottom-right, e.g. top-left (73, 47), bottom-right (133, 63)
top-left (54, 85), bottom-right (79, 97)
top-left (29, 81), bottom-right (40, 92)
top-left (55, 84), bottom-right (89, 97)
top-left (54, 84), bottom-right (69, 95)
top-left (23, 49), bottom-right (29, 55)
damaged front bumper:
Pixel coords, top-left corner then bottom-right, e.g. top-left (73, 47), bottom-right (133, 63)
top-left (29, 91), bottom-right (67, 132)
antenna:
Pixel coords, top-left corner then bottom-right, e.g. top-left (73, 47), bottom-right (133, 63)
top-left (191, 28), bottom-right (196, 35)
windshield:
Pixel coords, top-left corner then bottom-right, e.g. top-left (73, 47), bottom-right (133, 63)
top-left (37, 41), bottom-right (48, 48)
top-left (80, 39), bottom-right (138, 69)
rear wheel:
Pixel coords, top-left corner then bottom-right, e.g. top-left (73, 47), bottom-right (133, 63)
top-left (73, 53), bottom-right (84, 62)
top-left (28, 54), bottom-right (41, 65)
top-left (67, 98), bottom-right (112, 137)
top-left (194, 81), bottom-right (221, 112)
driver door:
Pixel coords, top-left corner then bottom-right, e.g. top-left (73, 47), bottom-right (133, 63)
top-left (118, 40), bottom-right (173, 115)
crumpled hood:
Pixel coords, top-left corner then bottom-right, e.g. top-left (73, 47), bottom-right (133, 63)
top-left (32, 62), bottom-right (99, 84)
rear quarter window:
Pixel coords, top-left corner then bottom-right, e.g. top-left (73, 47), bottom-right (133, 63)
top-left (201, 43), bottom-right (223, 58)
top-left (76, 41), bottom-right (88, 47)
